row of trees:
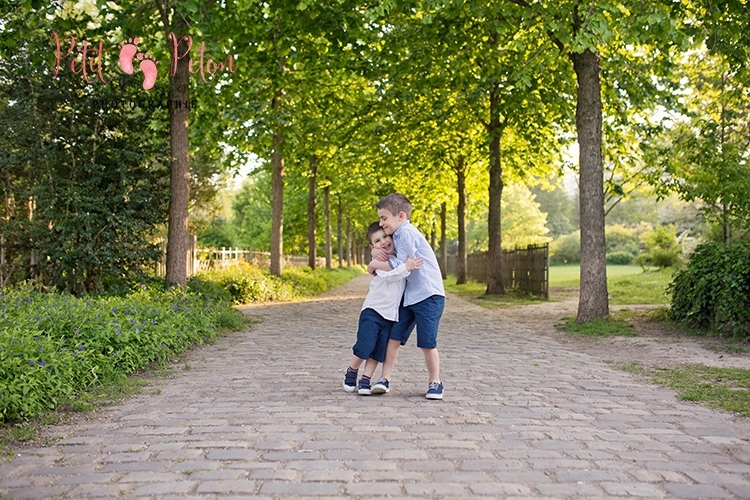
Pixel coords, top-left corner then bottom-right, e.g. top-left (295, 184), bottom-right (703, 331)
top-left (2, 0), bottom-right (749, 323)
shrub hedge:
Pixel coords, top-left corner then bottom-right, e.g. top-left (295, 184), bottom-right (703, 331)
top-left (669, 241), bottom-right (750, 339)
top-left (0, 265), bottom-right (363, 422)
top-left (0, 283), bottom-right (245, 422)
top-left (203, 263), bottom-right (363, 304)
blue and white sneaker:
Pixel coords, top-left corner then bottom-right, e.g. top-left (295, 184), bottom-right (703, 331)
top-left (371, 377), bottom-right (390, 395)
top-left (343, 370), bottom-right (357, 393)
top-left (426, 381), bottom-right (444, 400)
top-left (358, 378), bottom-right (372, 395)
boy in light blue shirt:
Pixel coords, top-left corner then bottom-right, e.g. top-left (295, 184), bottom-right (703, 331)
top-left (367, 193), bottom-right (446, 400)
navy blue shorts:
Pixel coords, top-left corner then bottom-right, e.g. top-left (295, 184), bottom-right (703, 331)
top-left (352, 308), bottom-right (392, 362)
top-left (389, 295), bottom-right (444, 349)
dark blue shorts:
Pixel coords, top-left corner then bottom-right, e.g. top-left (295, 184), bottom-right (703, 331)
top-left (352, 308), bottom-right (392, 362)
top-left (389, 295), bottom-right (444, 349)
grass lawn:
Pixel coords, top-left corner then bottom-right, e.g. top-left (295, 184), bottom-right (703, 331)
top-left (444, 265), bottom-right (674, 307)
top-left (551, 264), bottom-right (674, 305)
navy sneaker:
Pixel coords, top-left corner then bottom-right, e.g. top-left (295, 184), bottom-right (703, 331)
top-left (371, 377), bottom-right (390, 395)
top-left (343, 370), bottom-right (357, 393)
top-left (358, 378), bottom-right (372, 395)
top-left (426, 381), bottom-right (444, 400)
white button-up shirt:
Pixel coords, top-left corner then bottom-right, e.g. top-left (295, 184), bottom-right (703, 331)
top-left (361, 263), bottom-right (410, 321)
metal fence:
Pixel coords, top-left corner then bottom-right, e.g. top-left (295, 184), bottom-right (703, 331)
top-left (443, 243), bottom-right (549, 298)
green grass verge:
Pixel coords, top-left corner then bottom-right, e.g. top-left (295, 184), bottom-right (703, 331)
top-left (611, 362), bottom-right (750, 418)
top-left (556, 316), bottom-right (637, 337)
top-left (442, 277), bottom-right (545, 308)
top-left (550, 265), bottom-right (674, 305)
top-left (445, 265), bottom-right (674, 307)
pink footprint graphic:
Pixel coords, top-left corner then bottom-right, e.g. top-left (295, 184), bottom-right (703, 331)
top-left (118, 38), bottom-right (140, 74)
top-left (137, 53), bottom-right (158, 90)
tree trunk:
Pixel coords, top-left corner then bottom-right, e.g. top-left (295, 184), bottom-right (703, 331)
top-left (571, 48), bottom-right (609, 322)
top-left (440, 202), bottom-right (447, 279)
top-left (270, 127), bottom-right (284, 276)
top-left (307, 155), bottom-right (317, 269)
top-left (486, 82), bottom-right (505, 295)
top-left (165, 19), bottom-right (191, 288)
top-left (324, 185), bottom-right (332, 269)
top-left (456, 158), bottom-right (468, 285)
top-left (346, 217), bottom-right (351, 266)
top-left (337, 195), bottom-right (343, 268)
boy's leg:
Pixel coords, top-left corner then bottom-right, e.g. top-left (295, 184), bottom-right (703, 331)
top-left (346, 309), bottom-right (381, 392)
top-left (372, 304), bottom-right (416, 394)
top-left (358, 358), bottom-right (379, 395)
top-left (421, 347), bottom-right (440, 383)
top-left (362, 357), bottom-right (379, 379)
top-left (379, 339), bottom-right (401, 381)
top-left (343, 356), bottom-right (364, 392)
top-left (349, 356), bottom-right (365, 371)
top-left (411, 295), bottom-right (445, 399)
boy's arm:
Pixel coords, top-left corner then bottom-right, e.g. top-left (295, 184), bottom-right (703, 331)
top-left (389, 229), bottom-right (419, 269)
top-left (377, 255), bottom-right (423, 282)
top-left (367, 258), bottom-right (391, 276)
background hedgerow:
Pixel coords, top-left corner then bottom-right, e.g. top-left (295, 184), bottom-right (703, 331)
top-left (0, 265), bottom-right (362, 423)
top-left (0, 282), bottom-right (244, 423)
top-left (202, 263), bottom-right (364, 304)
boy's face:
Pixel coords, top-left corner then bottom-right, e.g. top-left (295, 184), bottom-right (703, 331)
top-left (377, 208), bottom-right (406, 236)
top-left (369, 229), bottom-right (394, 255)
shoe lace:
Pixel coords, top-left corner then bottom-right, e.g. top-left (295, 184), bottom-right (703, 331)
top-left (428, 381), bottom-right (441, 391)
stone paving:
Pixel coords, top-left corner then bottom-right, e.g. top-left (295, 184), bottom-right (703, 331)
top-left (2, 274), bottom-right (750, 499)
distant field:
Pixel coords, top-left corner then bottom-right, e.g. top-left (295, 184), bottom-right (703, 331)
top-left (550, 265), bottom-right (644, 287)
top-left (550, 264), bottom-right (674, 305)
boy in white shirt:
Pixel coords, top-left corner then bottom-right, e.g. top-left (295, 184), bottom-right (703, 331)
top-left (343, 222), bottom-right (423, 395)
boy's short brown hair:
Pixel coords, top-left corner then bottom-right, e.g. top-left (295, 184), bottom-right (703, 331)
top-left (366, 221), bottom-right (384, 244)
top-left (376, 193), bottom-right (412, 219)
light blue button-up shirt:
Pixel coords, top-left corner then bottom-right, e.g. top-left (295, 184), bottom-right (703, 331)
top-left (388, 221), bottom-right (445, 306)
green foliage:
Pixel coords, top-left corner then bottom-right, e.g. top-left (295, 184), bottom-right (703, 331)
top-left (549, 231), bottom-right (581, 265)
top-left (0, 9), bottom-right (170, 292)
top-left (606, 251), bottom-right (633, 265)
top-left (635, 225), bottom-right (682, 270)
top-left (605, 224), bottom-right (640, 256)
top-left (466, 184), bottom-right (552, 253)
top-left (669, 241), bottom-right (750, 339)
top-left (198, 263), bottom-right (364, 305)
top-left (531, 183), bottom-right (575, 239)
top-left (197, 219), bottom-right (238, 249)
top-left (0, 283), bottom-right (245, 422)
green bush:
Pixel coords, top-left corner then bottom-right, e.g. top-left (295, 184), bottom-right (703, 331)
top-left (0, 264), bottom-right (363, 422)
top-left (669, 241), bottom-right (750, 339)
top-left (550, 231), bottom-right (580, 265)
top-left (606, 251), bottom-right (634, 265)
top-left (605, 224), bottom-right (640, 256)
top-left (0, 284), bottom-right (245, 422)
top-left (199, 263), bottom-right (363, 305)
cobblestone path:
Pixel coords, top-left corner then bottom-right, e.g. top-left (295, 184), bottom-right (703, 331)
top-left (1, 274), bottom-right (749, 499)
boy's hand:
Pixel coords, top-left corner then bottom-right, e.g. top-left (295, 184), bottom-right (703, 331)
top-left (367, 261), bottom-right (378, 276)
top-left (405, 255), bottom-right (424, 272)
top-left (370, 248), bottom-right (388, 262)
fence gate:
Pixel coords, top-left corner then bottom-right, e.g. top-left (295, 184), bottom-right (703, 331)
top-left (443, 243), bottom-right (549, 298)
